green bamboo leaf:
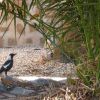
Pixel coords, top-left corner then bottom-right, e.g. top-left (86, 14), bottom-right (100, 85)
top-left (2, 17), bottom-right (14, 38)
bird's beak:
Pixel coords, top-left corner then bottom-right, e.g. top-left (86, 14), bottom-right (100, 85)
top-left (13, 53), bottom-right (17, 56)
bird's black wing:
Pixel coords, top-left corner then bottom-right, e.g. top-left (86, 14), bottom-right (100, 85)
top-left (3, 60), bottom-right (11, 66)
top-left (0, 60), bottom-right (11, 73)
top-left (3, 60), bottom-right (12, 69)
top-left (0, 60), bottom-right (12, 73)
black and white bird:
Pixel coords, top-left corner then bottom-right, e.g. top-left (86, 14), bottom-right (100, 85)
top-left (0, 53), bottom-right (16, 76)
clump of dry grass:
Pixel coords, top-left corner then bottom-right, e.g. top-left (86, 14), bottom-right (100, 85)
top-left (43, 87), bottom-right (76, 100)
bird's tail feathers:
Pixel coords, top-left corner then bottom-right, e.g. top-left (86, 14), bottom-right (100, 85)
top-left (0, 68), bottom-right (4, 73)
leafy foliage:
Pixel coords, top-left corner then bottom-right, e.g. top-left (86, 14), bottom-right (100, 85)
top-left (1, 0), bottom-right (100, 98)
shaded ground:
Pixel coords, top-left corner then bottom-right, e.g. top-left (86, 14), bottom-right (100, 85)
top-left (0, 76), bottom-right (69, 100)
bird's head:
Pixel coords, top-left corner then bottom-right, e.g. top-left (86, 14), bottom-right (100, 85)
top-left (9, 53), bottom-right (16, 58)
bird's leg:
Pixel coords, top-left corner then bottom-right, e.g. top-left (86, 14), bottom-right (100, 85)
top-left (5, 71), bottom-right (7, 76)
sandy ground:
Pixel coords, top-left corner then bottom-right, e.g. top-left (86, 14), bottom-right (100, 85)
top-left (0, 46), bottom-right (76, 77)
